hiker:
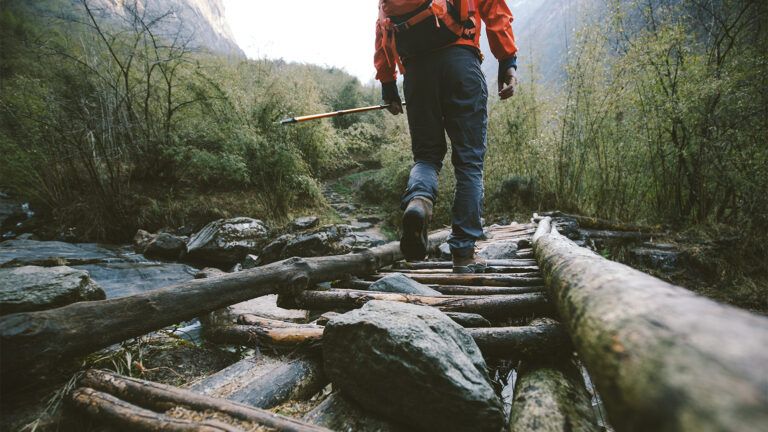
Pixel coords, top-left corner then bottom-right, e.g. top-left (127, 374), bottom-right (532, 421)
top-left (375, 0), bottom-right (518, 273)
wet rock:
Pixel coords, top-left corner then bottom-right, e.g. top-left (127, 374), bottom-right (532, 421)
top-left (186, 217), bottom-right (270, 266)
top-left (0, 239), bottom-right (113, 267)
top-left (369, 273), bottom-right (442, 296)
top-left (76, 261), bottom-right (197, 298)
top-left (552, 217), bottom-right (580, 240)
top-left (259, 225), bottom-right (354, 265)
top-left (323, 301), bottom-right (505, 432)
top-left (478, 240), bottom-right (518, 259)
top-left (630, 244), bottom-right (680, 272)
top-left (291, 216), bottom-right (320, 231)
top-left (144, 232), bottom-right (187, 260)
top-left (0, 266), bottom-right (106, 315)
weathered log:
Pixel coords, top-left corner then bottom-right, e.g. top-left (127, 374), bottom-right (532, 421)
top-left (364, 273), bottom-right (543, 287)
top-left (534, 217), bottom-right (768, 431)
top-left (79, 369), bottom-right (331, 432)
top-left (382, 265), bottom-right (540, 274)
top-left (292, 289), bottom-right (551, 318)
top-left (539, 210), bottom-right (661, 232)
top-left (237, 314), bottom-right (307, 328)
top-left (392, 259), bottom-right (537, 269)
top-left (205, 324), bottom-right (323, 348)
top-left (579, 228), bottom-right (651, 240)
top-left (209, 322), bottom-right (565, 358)
top-left (226, 357), bottom-right (326, 409)
top-left (69, 387), bottom-right (241, 432)
top-left (335, 279), bottom-right (545, 295)
top-left (508, 358), bottom-right (599, 432)
top-left (469, 318), bottom-right (571, 359)
top-left (0, 231), bottom-right (449, 381)
top-left (302, 391), bottom-right (404, 432)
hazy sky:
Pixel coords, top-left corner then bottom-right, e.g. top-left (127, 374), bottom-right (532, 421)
top-left (224, 0), bottom-right (379, 83)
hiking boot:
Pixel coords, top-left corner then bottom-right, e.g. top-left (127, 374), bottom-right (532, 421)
top-left (400, 197), bottom-right (433, 261)
top-left (452, 251), bottom-right (487, 274)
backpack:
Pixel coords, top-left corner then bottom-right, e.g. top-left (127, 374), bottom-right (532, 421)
top-left (379, 0), bottom-right (477, 61)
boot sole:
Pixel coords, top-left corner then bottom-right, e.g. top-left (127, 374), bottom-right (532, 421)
top-left (400, 208), bottom-right (428, 261)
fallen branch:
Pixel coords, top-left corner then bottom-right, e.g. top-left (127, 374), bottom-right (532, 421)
top-left (392, 259), bottom-right (537, 269)
top-left (291, 289), bottom-right (551, 318)
top-left (363, 273), bottom-right (543, 287)
top-left (69, 387), bottom-right (242, 432)
top-left (78, 369), bottom-right (331, 432)
top-left (539, 211), bottom-right (661, 232)
top-left (534, 217), bottom-right (768, 431)
top-left (0, 231), bottom-right (449, 381)
top-left (334, 279), bottom-right (545, 295)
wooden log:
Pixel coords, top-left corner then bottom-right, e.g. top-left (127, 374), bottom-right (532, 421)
top-left (533, 217), bottom-right (768, 431)
top-left (209, 323), bottom-right (565, 358)
top-left (364, 273), bottom-right (543, 287)
top-left (205, 324), bottom-right (323, 348)
top-left (335, 279), bottom-right (545, 295)
top-left (468, 318), bottom-right (571, 359)
top-left (237, 314), bottom-right (308, 328)
top-left (226, 357), bottom-right (326, 409)
top-left (381, 265), bottom-right (540, 274)
top-left (79, 369), bottom-right (331, 432)
top-left (392, 259), bottom-right (537, 269)
top-left (579, 228), bottom-right (651, 240)
top-left (538, 210), bottom-right (661, 232)
top-left (293, 289), bottom-right (551, 318)
top-left (69, 387), bottom-right (241, 432)
top-left (0, 231), bottom-right (449, 381)
top-left (508, 358), bottom-right (599, 432)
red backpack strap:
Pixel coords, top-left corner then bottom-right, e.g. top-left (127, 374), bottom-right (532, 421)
top-left (456, 0), bottom-right (475, 22)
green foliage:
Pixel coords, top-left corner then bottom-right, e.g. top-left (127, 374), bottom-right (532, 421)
top-left (0, 0), bottom-right (376, 240)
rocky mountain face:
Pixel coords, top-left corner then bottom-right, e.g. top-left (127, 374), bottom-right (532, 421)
top-left (70, 0), bottom-right (244, 57)
top-left (481, 0), bottom-right (600, 86)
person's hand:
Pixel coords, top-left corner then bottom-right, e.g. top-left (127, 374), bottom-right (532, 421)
top-left (498, 67), bottom-right (518, 100)
top-left (381, 81), bottom-right (403, 115)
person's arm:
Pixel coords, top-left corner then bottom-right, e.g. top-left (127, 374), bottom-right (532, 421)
top-left (477, 0), bottom-right (518, 99)
top-left (375, 16), bottom-right (403, 114)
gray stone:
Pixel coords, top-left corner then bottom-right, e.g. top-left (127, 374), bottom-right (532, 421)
top-left (144, 232), bottom-right (187, 260)
top-left (351, 221), bottom-right (374, 231)
top-left (0, 239), bottom-right (114, 267)
top-left (323, 301), bottom-right (505, 432)
top-left (76, 261), bottom-right (197, 298)
top-left (260, 225), bottom-right (354, 265)
top-left (357, 215), bottom-right (382, 224)
top-left (369, 273), bottom-right (442, 296)
top-left (478, 240), bottom-right (519, 259)
top-left (186, 217), bottom-right (270, 266)
top-left (0, 266), bottom-right (106, 314)
top-left (291, 216), bottom-right (320, 231)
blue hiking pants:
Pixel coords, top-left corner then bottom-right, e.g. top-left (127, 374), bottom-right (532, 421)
top-left (400, 45), bottom-right (488, 258)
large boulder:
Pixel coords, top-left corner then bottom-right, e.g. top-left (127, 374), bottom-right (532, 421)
top-left (369, 273), bottom-right (442, 296)
top-left (259, 225), bottom-right (355, 265)
top-left (134, 230), bottom-right (187, 260)
top-left (186, 217), bottom-right (269, 266)
top-left (0, 266), bottom-right (106, 315)
top-left (323, 301), bottom-right (505, 432)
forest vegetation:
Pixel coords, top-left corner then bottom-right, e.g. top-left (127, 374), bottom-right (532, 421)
top-left (1, 0), bottom-right (766, 310)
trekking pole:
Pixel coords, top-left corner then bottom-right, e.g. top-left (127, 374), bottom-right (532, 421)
top-left (278, 102), bottom-right (406, 125)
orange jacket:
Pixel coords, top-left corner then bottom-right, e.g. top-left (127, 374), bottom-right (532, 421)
top-left (375, 0), bottom-right (517, 83)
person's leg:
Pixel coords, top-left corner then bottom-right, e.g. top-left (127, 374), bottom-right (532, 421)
top-left (399, 54), bottom-right (448, 260)
top-left (440, 47), bottom-right (488, 261)
top-left (401, 55), bottom-right (448, 209)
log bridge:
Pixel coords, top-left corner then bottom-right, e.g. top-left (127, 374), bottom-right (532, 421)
top-left (1, 218), bottom-right (767, 431)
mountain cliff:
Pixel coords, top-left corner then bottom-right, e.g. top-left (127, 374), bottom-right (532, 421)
top-left (481, 0), bottom-right (600, 86)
